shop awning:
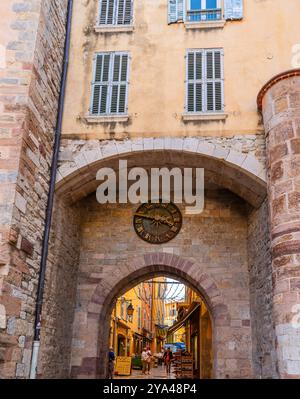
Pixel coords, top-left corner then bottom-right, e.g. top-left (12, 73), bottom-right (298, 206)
top-left (133, 332), bottom-right (144, 338)
top-left (167, 302), bottom-right (201, 334)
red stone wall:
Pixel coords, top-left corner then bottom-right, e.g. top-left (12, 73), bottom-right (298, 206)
top-left (260, 73), bottom-right (300, 378)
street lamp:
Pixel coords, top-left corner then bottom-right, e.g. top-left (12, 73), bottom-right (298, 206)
top-left (127, 303), bottom-right (134, 317)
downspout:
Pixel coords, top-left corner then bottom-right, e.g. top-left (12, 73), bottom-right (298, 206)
top-left (29, 0), bottom-right (73, 379)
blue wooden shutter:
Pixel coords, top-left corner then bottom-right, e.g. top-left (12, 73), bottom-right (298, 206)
top-left (224, 0), bottom-right (243, 20)
top-left (177, 0), bottom-right (185, 21)
top-left (168, 0), bottom-right (185, 24)
top-left (168, 0), bottom-right (177, 23)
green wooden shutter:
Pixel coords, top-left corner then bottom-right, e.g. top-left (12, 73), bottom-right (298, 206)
top-left (186, 51), bottom-right (203, 113)
top-left (91, 52), bottom-right (129, 115)
top-left (99, 0), bottom-right (116, 24)
top-left (119, 54), bottom-right (129, 113)
top-left (117, 0), bottom-right (132, 25)
top-left (110, 53), bottom-right (129, 114)
top-left (99, 0), bottom-right (108, 25)
top-left (186, 49), bottom-right (223, 114)
top-left (205, 49), bottom-right (223, 112)
top-left (224, 0), bottom-right (243, 20)
top-left (195, 52), bottom-right (203, 112)
top-left (124, 0), bottom-right (133, 25)
top-left (107, 0), bottom-right (115, 24)
top-left (92, 86), bottom-right (101, 114)
top-left (91, 53), bottom-right (111, 115)
top-left (187, 52), bottom-right (194, 112)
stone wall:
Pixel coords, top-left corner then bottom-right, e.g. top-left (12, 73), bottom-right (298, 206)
top-left (247, 199), bottom-right (278, 378)
top-left (69, 191), bottom-right (254, 379)
top-left (37, 197), bottom-right (81, 379)
top-left (59, 134), bottom-right (267, 171)
top-left (0, 0), bottom-right (68, 378)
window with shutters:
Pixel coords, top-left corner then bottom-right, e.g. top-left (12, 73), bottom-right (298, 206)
top-left (186, 49), bottom-right (224, 114)
top-left (168, 0), bottom-right (243, 26)
top-left (90, 52), bottom-right (129, 116)
top-left (187, 0), bottom-right (222, 22)
top-left (98, 0), bottom-right (133, 26)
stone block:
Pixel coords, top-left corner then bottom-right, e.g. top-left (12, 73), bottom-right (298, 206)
top-left (14, 192), bottom-right (27, 214)
top-left (0, 304), bottom-right (6, 329)
top-left (242, 154), bottom-right (263, 177)
top-left (274, 96), bottom-right (289, 114)
top-left (143, 138), bottom-right (154, 151)
top-left (183, 137), bottom-right (199, 152)
top-left (291, 139), bottom-right (300, 154)
top-left (101, 142), bottom-right (118, 158)
top-left (197, 141), bottom-right (215, 156)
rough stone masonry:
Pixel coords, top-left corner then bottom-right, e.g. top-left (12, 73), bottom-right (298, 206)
top-left (0, 0), bottom-right (69, 378)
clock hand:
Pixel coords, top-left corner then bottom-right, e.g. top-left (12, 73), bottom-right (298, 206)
top-left (135, 212), bottom-right (174, 227)
top-left (134, 212), bottom-right (156, 221)
top-left (158, 216), bottom-right (174, 227)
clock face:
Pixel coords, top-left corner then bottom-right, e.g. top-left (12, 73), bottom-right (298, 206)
top-left (133, 202), bottom-right (182, 244)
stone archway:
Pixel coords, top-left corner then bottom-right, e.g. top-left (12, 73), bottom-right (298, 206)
top-left (70, 253), bottom-right (231, 379)
top-left (40, 138), bottom-right (269, 379)
top-left (56, 137), bottom-right (267, 208)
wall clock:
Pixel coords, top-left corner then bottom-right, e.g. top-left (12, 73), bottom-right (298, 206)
top-left (133, 202), bottom-right (182, 244)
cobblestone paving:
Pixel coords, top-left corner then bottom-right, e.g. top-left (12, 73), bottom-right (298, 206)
top-left (115, 365), bottom-right (176, 379)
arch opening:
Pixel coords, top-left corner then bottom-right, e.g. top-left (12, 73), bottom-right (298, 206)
top-left (105, 271), bottom-right (213, 379)
top-left (73, 258), bottom-right (233, 380)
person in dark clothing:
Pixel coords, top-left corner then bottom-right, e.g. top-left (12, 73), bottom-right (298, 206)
top-left (163, 347), bottom-right (173, 374)
top-left (108, 347), bottom-right (116, 379)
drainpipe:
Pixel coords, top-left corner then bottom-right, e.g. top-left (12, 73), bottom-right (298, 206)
top-left (29, 0), bottom-right (73, 379)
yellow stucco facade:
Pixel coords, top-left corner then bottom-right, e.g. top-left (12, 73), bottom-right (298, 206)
top-left (62, 0), bottom-right (299, 139)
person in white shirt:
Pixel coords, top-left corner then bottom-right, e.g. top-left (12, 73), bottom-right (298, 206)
top-left (141, 348), bottom-right (148, 375)
top-left (146, 346), bottom-right (152, 375)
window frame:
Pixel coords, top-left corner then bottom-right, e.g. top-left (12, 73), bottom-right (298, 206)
top-left (97, 0), bottom-right (134, 27)
top-left (185, 48), bottom-right (225, 114)
top-left (90, 51), bottom-right (130, 117)
top-left (188, 0), bottom-right (221, 11)
top-left (186, 0), bottom-right (223, 23)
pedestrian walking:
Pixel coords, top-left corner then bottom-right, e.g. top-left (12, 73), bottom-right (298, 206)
top-left (146, 346), bottom-right (152, 375)
top-left (163, 347), bottom-right (173, 374)
top-left (108, 347), bottom-right (116, 379)
top-left (141, 347), bottom-right (149, 375)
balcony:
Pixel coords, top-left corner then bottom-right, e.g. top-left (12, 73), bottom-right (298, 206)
top-left (185, 8), bottom-right (225, 30)
top-left (187, 8), bottom-right (222, 22)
